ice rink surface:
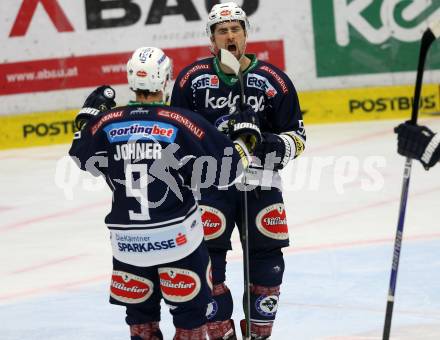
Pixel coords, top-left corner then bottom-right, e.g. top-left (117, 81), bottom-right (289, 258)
top-left (1, 118), bottom-right (440, 339)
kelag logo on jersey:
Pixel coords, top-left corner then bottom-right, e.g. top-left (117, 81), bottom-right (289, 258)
top-left (104, 120), bottom-right (177, 143)
top-left (247, 74), bottom-right (278, 98)
top-left (205, 90), bottom-right (265, 112)
top-left (191, 74), bottom-right (220, 90)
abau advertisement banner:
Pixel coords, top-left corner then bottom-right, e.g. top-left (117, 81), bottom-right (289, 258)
top-left (0, 0), bottom-right (439, 137)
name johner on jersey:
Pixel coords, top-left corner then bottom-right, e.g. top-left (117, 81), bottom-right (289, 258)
top-left (114, 142), bottom-right (162, 161)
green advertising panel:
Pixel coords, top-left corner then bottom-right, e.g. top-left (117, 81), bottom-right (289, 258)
top-left (312, 0), bottom-right (440, 77)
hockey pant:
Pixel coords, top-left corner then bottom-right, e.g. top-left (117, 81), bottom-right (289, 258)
top-left (200, 187), bottom-right (288, 331)
top-left (109, 242), bottom-right (212, 335)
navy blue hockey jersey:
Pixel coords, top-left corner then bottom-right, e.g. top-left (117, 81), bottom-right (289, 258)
top-left (171, 54), bottom-right (306, 161)
top-left (69, 103), bottom-right (240, 266)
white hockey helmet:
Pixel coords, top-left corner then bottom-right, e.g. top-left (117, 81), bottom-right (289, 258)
top-left (206, 2), bottom-right (250, 37)
top-left (127, 47), bottom-right (172, 97)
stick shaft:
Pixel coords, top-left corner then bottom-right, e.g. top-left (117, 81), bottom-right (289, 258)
top-left (382, 26), bottom-right (437, 340)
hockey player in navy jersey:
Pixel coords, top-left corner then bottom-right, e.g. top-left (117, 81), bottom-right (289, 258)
top-left (69, 47), bottom-right (249, 340)
top-left (171, 2), bottom-right (306, 339)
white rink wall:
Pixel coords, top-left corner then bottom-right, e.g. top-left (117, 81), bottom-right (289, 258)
top-left (1, 0), bottom-right (440, 115)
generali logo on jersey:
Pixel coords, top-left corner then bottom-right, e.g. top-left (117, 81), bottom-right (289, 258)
top-left (200, 205), bottom-right (226, 240)
top-left (256, 203), bottom-right (289, 240)
top-left (159, 267), bottom-right (201, 303)
top-left (110, 270), bottom-right (154, 304)
top-left (8, 0), bottom-right (260, 37)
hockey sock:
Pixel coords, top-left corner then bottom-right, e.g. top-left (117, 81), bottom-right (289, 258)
top-left (248, 285), bottom-right (280, 338)
top-left (174, 324), bottom-right (208, 340)
top-left (207, 283), bottom-right (235, 339)
top-left (130, 322), bottom-right (163, 340)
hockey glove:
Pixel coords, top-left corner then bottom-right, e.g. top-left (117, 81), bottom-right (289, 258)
top-left (75, 85), bottom-right (116, 130)
top-left (395, 121), bottom-right (440, 170)
top-left (228, 105), bottom-right (262, 152)
top-left (254, 132), bottom-right (293, 171)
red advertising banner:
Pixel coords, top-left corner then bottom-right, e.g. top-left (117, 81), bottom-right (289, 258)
top-left (0, 40), bottom-right (284, 96)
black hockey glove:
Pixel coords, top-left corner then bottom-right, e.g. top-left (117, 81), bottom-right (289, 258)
top-left (228, 105), bottom-right (261, 152)
top-left (394, 121), bottom-right (440, 170)
top-left (75, 85), bottom-right (116, 130)
top-left (254, 132), bottom-right (292, 171)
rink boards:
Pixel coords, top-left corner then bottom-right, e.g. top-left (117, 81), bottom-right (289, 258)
top-left (0, 83), bottom-right (439, 150)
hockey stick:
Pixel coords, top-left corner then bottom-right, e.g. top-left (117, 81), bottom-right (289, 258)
top-left (382, 20), bottom-right (440, 340)
top-left (218, 48), bottom-right (252, 340)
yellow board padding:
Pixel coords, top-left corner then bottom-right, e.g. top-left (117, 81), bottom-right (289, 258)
top-left (0, 84), bottom-right (439, 150)
top-left (300, 84), bottom-right (440, 124)
top-left (0, 109), bottom-right (78, 150)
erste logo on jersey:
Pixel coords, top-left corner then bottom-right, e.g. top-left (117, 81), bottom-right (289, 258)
top-left (159, 267), bottom-right (201, 302)
top-left (104, 120), bottom-right (177, 143)
top-left (200, 205), bottom-right (226, 240)
top-left (255, 204), bottom-right (289, 240)
top-left (191, 74), bottom-right (220, 90)
top-left (110, 270), bottom-right (154, 304)
top-left (247, 73), bottom-right (278, 98)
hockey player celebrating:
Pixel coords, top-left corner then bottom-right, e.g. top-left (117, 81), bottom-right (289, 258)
top-left (69, 47), bottom-right (248, 340)
top-left (395, 121), bottom-right (440, 169)
top-left (171, 2), bottom-right (306, 339)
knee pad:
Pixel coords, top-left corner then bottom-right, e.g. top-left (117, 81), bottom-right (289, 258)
top-left (249, 248), bottom-right (285, 286)
top-left (206, 283), bottom-right (233, 323)
top-left (130, 322), bottom-right (163, 340)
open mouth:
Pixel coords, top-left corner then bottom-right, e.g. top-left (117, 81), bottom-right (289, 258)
top-left (227, 44), bottom-right (237, 53)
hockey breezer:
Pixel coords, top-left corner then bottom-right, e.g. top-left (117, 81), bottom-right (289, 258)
top-left (383, 19), bottom-right (440, 340)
